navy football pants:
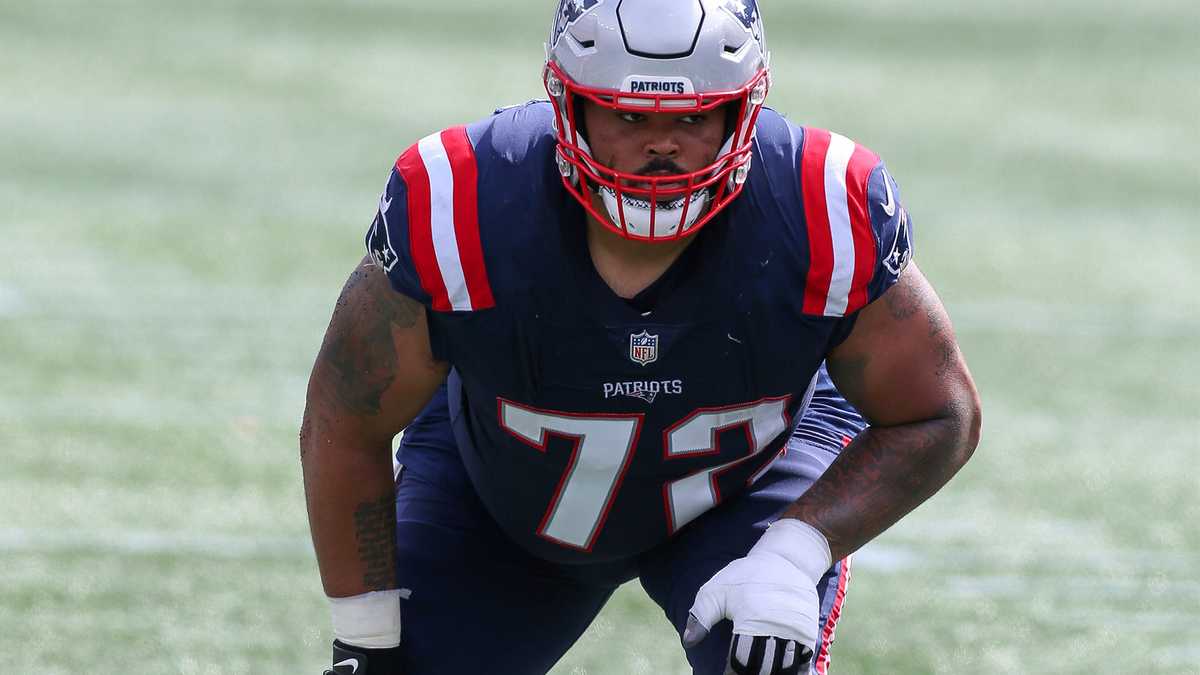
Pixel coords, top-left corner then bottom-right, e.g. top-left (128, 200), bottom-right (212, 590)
top-left (393, 388), bottom-right (851, 674)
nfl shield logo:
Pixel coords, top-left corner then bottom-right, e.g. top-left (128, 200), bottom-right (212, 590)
top-left (629, 330), bottom-right (658, 366)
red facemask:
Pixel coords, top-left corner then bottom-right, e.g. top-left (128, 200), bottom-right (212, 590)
top-left (545, 60), bottom-right (770, 242)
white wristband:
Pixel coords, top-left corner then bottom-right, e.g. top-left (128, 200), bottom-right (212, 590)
top-left (750, 518), bottom-right (833, 585)
top-left (329, 589), bottom-right (403, 649)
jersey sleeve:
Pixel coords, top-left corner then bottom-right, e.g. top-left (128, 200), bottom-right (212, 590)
top-left (364, 127), bottom-right (496, 313)
top-left (797, 127), bottom-right (914, 319)
top-left (365, 166), bottom-right (430, 304)
top-left (863, 161), bottom-right (914, 302)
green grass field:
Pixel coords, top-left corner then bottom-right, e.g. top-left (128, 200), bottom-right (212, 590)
top-left (2, 1), bottom-right (1197, 672)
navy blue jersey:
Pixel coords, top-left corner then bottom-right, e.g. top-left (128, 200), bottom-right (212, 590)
top-left (366, 102), bottom-right (912, 564)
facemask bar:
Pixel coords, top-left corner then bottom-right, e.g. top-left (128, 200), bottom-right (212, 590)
top-left (545, 61), bottom-right (769, 242)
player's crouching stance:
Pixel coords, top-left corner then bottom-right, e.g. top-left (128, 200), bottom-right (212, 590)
top-left (302, 1), bottom-right (981, 673)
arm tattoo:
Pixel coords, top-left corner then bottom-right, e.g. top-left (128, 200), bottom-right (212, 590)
top-left (780, 413), bottom-right (972, 561)
top-left (882, 276), bottom-right (921, 321)
top-left (353, 493), bottom-right (398, 590)
top-left (803, 271), bottom-right (977, 560)
top-left (320, 260), bottom-right (424, 415)
top-left (927, 305), bottom-right (957, 378)
top-left (298, 412), bottom-right (312, 460)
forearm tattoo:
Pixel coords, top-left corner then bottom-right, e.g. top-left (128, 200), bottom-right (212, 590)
top-left (354, 493), bottom-right (398, 590)
top-left (320, 260), bottom-right (423, 415)
top-left (781, 414), bottom-right (972, 561)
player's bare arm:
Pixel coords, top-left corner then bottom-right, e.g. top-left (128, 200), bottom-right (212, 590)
top-left (782, 263), bottom-right (982, 560)
top-left (687, 264), bottom-right (980, 666)
top-left (301, 256), bottom-right (447, 599)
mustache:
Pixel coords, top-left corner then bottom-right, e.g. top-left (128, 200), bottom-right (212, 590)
top-left (633, 158), bottom-right (689, 176)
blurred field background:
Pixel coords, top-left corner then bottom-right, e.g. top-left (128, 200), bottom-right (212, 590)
top-left (2, 0), bottom-right (1198, 672)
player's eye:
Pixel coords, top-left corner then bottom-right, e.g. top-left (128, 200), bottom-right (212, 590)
top-left (679, 114), bottom-right (706, 125)
top-left (619, 112), bottom-right (646, 124)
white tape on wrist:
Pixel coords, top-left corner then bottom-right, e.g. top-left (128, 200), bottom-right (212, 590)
top-left (329, 589), bottom-right (402, 649)
top-left (752, 518), bottom-right (833, 584)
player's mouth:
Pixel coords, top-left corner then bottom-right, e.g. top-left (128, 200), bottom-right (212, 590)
top-left (624, 173), bottom-right (689, 193)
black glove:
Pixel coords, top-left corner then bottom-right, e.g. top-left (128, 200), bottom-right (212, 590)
top-left (727, 634), bottom-right (813, 675)
top-left (324, 640), bottom-right (404, 675)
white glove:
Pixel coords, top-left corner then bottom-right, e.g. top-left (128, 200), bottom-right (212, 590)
top-left (682, 519), bottom-right (831, 674)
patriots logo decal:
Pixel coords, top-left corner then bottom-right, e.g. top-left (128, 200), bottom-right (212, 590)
top-left (551, 0), bottom-right (602, 47)
top-left (883, 208), bottom-right (913, 276)
top-left (367, 192), bottom-right (398, 272)
top-left (720, 0), bottom-right (760, 32)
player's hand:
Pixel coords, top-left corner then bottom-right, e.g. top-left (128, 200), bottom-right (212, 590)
top-left (682, 519), bottom-right (832, 674)
top-left (324, 640), bottom-right (404, 675)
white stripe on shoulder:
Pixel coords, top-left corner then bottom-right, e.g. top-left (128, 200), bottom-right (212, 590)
top-left (417, 132), bottom-right (473, 311)
top-left (822, 132), bottom-right (856, 317)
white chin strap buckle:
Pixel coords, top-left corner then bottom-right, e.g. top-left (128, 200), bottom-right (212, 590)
top-left (598, 186), bottom-right (711, 239)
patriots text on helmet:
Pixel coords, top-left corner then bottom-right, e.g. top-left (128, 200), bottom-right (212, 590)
top-left (628, 80), bottom-right (688, 95)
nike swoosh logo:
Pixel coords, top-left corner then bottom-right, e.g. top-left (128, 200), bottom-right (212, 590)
top-left (333, 658), bottom-right (360, 674)
top-left (379, 193), bottom-right (392, 214)
top-left (880, 172), bottom-right (896, 217)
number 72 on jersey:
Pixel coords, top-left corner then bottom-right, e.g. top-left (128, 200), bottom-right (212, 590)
top-left (499, 396), bottom-right (792, 551)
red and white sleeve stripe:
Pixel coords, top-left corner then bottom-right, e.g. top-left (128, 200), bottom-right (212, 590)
top-left (800, 128), bottom-right (880, 317)
top-left (814, 555), bottom-right (852, 675)
top-left (394, 126), bottom-right (495, 312)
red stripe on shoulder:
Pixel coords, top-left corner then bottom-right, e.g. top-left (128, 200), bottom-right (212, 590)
top-left (441, 127), bottom-right (495, 310)
top-left (844, 145), bottom-right (880, 314)
top-left (395, 145), bottom-right (451, 311)
top-left (801, 128), bottom-right (834, 315)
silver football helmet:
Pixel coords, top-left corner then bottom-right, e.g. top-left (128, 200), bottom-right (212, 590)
top-left (545, 0), bottom-right (771, 241)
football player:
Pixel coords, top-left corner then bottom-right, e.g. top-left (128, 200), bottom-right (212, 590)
top-left (302, 1), bottom-right (981, 673)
